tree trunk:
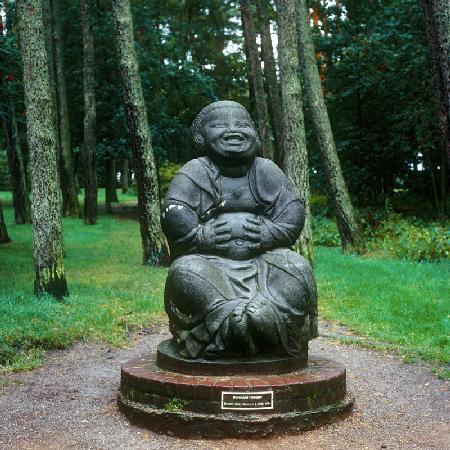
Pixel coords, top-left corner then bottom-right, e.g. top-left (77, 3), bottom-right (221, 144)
top-left (275, 0), bottom-right (314, 261)
top-left (0, 202), bottom-right (11, 244)
top-left (121, 158), bottom-right (129, 193)
top-left (105, 158), bottom-right (117, 213)
top-left (41, 0), bottom-right (61, 172)
top-left (17, 0), bottom-right (68, 299)
top-left (81, 0), bottom-right (98, 224)
top-left (242, 33), bottom-right (256, 118)
top-left (2, 99), bottom-right (32, 224)
top-left (440, 143), bottom-right (448, 210)
top-left (112, 0), bottom-right (168, 266)
top-left (256, 0), bottom-right (284, 167)
top-left (0, 7), bottom-right (31, 225)
top-left (297, 0), bottom-right (365, 254)
top-left (421, 0), bottom-right (450, 178)
top-left (240, 0), bottom-right (274, 160)
top-left (52, 0), bottom-right (81, 218)
top-left (111, 159), bottom-right (119, 202)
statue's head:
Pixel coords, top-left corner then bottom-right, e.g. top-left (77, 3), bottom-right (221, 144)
top-left (191, 101), bottom-right (261, 164)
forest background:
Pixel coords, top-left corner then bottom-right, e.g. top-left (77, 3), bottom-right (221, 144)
top-left (0, 0), bottom-right (449, 377)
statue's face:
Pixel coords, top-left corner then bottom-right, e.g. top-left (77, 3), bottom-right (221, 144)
top-left (200, 106), bottom-right (258, 162)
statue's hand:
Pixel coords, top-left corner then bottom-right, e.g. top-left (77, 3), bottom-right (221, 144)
top-left (198, 219), bottom-right (232, 251)
top-left (243, 216), bottom-right (276, 250)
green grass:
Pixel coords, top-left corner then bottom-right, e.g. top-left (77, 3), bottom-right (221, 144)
top-left (0, 192), bottom-right (449, 375)
top-left (0, 195), bottom-right (167, 371)
top-left (316, 247), bottom-right (450, 364)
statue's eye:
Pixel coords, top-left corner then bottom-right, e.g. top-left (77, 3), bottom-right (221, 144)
top-left (236, 122), bottom-right (251, 127)
top-left (209, 123), bottom-right (227, 128)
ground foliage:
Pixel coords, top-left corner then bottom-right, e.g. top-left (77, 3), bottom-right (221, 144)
top-left (312, 207), bottom-right (450, 262)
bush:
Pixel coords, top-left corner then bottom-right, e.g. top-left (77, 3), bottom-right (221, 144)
top-left (366, 214), bottom-right (450, 262)
top-left (310, 192), bottom-right (331, 217)
top-left (129, 161), bottom-right (182, 200)
top-left (312, 216), bottom-right (341, 247)
top-left (159, 161), bottom-right (182, 198)
top-left (311, 207), bottom-right (450, 262)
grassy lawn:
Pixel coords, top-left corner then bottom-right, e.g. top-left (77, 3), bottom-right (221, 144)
top-left (0, 192), bottom-right (449, 375)
top-left (316, 248), bottom-right (449, 366)
top-left (0, 192), bottom-right (166, 371)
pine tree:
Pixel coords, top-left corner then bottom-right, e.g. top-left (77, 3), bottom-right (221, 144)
top-left (421, 0), bottom-right (450, 211)
top-left (256, 0), bottom-right (284, 166)
top-left (52, 0), bottom-right (81, 218)
top-left (275, 0), bottom-right (314, 261)
top-left (297, 0), bottom-right (365, 254)
top-left (105, 158), bottom-right (116, 214)
top-left (0, 202), bottom-right (11, 244)
top-left (2, 98), bottom-right (31, 225)
top-left (121, 158), bottom-right (129, 193)
top-left (112, 0), bottom-right (168, 265)
top-left (0, 11), bottom-right (31, 225)
top-left (17, 0), bottom-right (68, 298)
top-left (81, 0), bottom-right (98, 224)
top-left (240, 0), bottom-right (274, 160)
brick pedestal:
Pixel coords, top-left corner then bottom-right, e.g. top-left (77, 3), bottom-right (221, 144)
top-left (118, 339), bottom-right (353, 438)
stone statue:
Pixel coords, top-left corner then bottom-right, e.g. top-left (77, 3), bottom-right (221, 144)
top-left (161, 100), bottom-right (317, 360)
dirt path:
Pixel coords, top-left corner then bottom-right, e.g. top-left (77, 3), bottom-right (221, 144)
top-left (0, 325), bottom-right (448, 450)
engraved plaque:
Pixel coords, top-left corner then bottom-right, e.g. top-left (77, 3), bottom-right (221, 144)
top-left (221, 391), bottom-right (274, 410)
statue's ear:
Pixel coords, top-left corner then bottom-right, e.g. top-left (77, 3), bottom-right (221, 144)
top-left (193, 131), bottom-right (205, 150)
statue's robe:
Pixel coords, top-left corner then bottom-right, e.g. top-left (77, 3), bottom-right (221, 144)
top-left (162, 156), bottom-right (318, 359)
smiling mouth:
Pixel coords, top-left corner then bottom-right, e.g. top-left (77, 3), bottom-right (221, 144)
top-left (223, 133), bottom-right (245, 145)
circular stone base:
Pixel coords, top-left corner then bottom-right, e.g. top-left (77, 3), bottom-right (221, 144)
top-left (156, 339), bottom-right (308, 375)
top-left (118, 352), bottom-right (354, 438)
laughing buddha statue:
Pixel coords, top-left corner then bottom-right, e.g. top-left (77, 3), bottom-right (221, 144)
top-left (161, 101), bottom-right (318, 360)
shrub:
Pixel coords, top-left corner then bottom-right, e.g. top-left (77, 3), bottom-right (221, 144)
top-left (310, 192), bottom-right (331, 217)
top-left (366, 214), bottom-right (450, 262)
top-left (129, 161), bottom-right (182, 199)
top-left (312, 216), bottom-right (341, 247)
top-left (159, 161), bottom-right (182, 198)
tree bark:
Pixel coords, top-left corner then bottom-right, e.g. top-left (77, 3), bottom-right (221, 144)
top-left (421, 0), bottom-right (450, 180)
top-left (81, 0), bottom-right (98, 224)
top-left (296, 0), bottom-right (365, 254)
top-left (121, 158), bottom-right (129, 193)
top-left (52, 0), bottom-right (81, 218)
top-left (105, 158), bottom-right (117, 213)
top-left (0, 7), bottom-right (31, 225)
top-left (111, 159), bottom-right (119, 202)
top-left (2, 99), bottom-right (32, 224)
top-left (240, 0), bottom-right (274, 160)
top-left (275, 0), bottom-right (314, 261)
top-left (256, 0), bottom-right (284, 167)
top-left (0, 202), bottom-right (11, 244)
top-left (17, 0), bottom-right (68, 298)
top-left (41, 0), bottom-right (61, 172)
top-left (112, 0), bottom-right (168, 266)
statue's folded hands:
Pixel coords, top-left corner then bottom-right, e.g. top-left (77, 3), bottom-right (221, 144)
top-left (197, 219), bottom-right (232, 252)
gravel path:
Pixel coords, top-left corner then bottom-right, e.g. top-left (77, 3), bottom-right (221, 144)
top-left (0, 325), bottom-right (448, 450)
